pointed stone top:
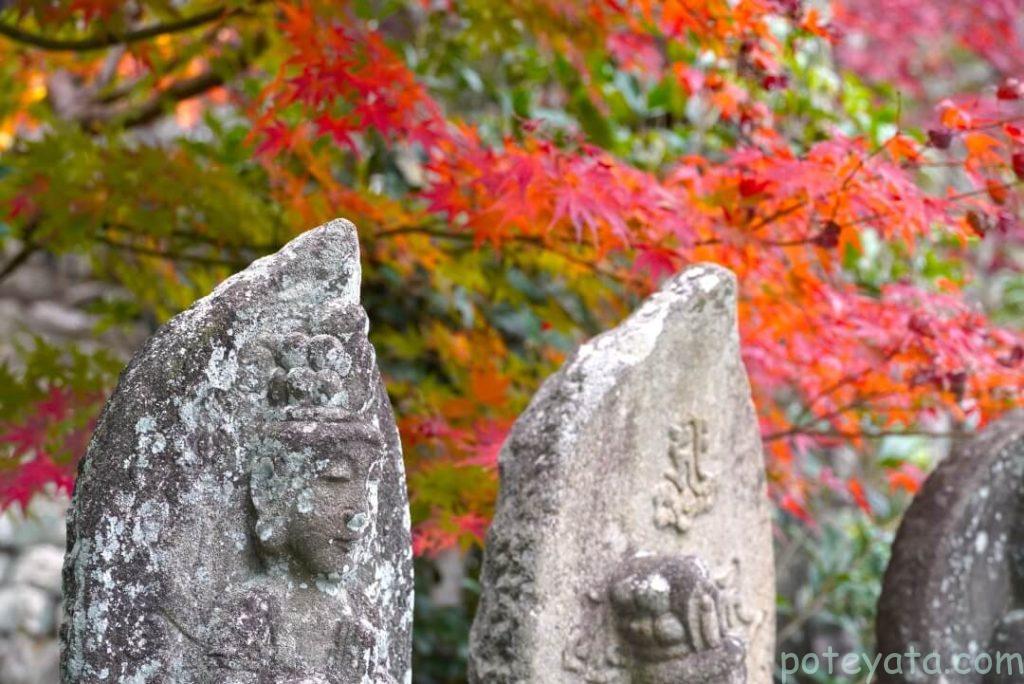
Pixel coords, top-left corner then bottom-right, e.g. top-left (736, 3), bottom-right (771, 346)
top-left (470, 263), bottom-right (773, 684)
top-left (62, 219), bottom-right (412, 683)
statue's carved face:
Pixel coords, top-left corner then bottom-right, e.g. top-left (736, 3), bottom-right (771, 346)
top-left (245, 306), bottom-right (382, 578)
top-left (286, 429), bottom-right (373, 575)
top-left (251, 421), bottom-right (379, 578)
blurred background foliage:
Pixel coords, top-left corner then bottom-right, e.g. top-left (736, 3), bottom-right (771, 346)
top-left (0, 1), bottom-right (1022, 681)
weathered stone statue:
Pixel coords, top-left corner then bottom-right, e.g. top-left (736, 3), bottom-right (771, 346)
top-left (468, 265), bottom-right (774, 683)
top-left (877, 412), bottom-right (1024, 684)
top-left (61, 220), bottom-right (413, 683)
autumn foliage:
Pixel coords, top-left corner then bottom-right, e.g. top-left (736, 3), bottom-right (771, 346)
top-left (0, 0), bottom-right (1022, 552)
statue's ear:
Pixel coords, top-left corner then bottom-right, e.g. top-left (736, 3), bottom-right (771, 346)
top-left (250, 456), bottom-right (287, 555)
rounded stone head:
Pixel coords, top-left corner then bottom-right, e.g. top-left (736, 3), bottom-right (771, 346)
top-left (250, 420), bottom-right (381, 578)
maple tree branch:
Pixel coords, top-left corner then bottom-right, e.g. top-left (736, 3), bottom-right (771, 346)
top-left (0, 221), bottom-right (40, 285)
top-left (52, 35), bottom-right (266, 130)
top-left (834, 179), bottom-right (1024, 231)
top-left (162, 229), bottom-right (280, 252)
top-left (376, 225), bottom-right (485, 241)
top-left (95, 33), bottom-right (212, 105)
top-left (0, 5), bottom-right (238, 52)
top-left (777, 575), bottom-right (841, 644)
top-left (763, 392), bottom-right (914, 443)
top-left (764, 427), bottom-right (958, 442)
top-left (762, 373), bottom-right (916, 444)
top-left (747, 200), bottom-right (808, 232)
top-left (96, 235), bottom-right (246, 267)
top-left (102, 222), bottom-right (282, 255)
top-left (540, 243), bottom-right (641, 286)
top-left (754, 233), bottom-right (822, 248)
top-left (795, 346), bottom-right (904, 423)
top-left (825, 139), bottom-right (895, 224)
top-left (957, 114), bottom-right (1024, 133)
top-left (946, 179), bottom-right (1024, 202)
top-left (0, 242), bottom-right (37, 284)
top-left (95, 46), bottom-right (125, 90)
top-left (374, 225), bottom-right (642, 286)
top-left (119, 68), bottom-right (228, 128)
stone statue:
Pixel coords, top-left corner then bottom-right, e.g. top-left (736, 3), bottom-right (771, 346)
top-left (985, 507), bottom-right (1024, 684)
top-left (61, 220), bottom-right (413, 683)
top-left (469, 265), bottom-right (774, 683)
top-left (876, 412), bottom-right (1024, 684)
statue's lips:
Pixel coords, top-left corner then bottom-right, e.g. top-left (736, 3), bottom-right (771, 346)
top-left (329, 535), bottom-right (361, 549)
top-left (280, 406), bottom-right (361, 422)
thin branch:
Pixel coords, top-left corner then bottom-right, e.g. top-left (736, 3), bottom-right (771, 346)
top-left (777, 576), bottom-right (839, 644)
top-left (833, 179), bottom-right (1024, 231)
top-left (119, 68), bottom-right (228, 128)
top-left (765, 427), bottom-right (959, 442)
top-left (777, 531), bottom-right (877, 644)
top-left (104, 222), bottom-right (281, 252)
top-left (375, 225), bottom-right (487, 241)
top-left (95, 46), bottom-right (125, 89)
top-left (96, 235), bottom-right (244, 267)
top-left (825, 136), bottom-right (896, 224)
top-left (747, 199), bottom-right (808, 232)
top-left (62, 34), bottom-right (266, 130)
top-left (0, 242), bottom-right (37, 284)
top-left (793, 346), bottom-right (904, 426)
top-left (374, 225), bottom-right (642, 286)
top-left (0, 5), bottom-right (237, 52)
top-left (95, 27), bottom-right (218, 105)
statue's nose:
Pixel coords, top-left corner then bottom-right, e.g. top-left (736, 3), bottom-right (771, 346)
top-left (342, 507), bottom-right (370, 538)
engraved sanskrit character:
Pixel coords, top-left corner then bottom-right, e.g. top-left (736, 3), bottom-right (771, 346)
top-left (714, 558), bottom-right (764, 645)
top-left (653, 418), bottom-right (716, 534)
top-left (562, 590), bottom-right (626, 683)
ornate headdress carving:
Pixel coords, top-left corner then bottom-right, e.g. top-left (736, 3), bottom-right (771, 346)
top-left (260, 301), bottom-right (377, 422)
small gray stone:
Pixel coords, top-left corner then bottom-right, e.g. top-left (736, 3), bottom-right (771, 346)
top-left (55, 252), bottom-right (92, 281)
top-left (0, 257), bottom-right (61, 302)
top-left (0, 586), bottom-right (54, 636)
top-left (26, 301), bottom-right (93, 336)
top-left (469, 265), bottom-right (774, 684)
top-left (0, 634), bottom-right (61, 684)
top-left (0, 514), bottom-right (13, 551)
top-left (0, 495), bottom-right (68, 549)
top-left (10, 545), bottom-right (64, 595)
top-left (0, 300), bottom-right (26, 343)
top-left (429, 547), bottom-right (466, 608)
top-left (63, 281), bottom-right (113, 307)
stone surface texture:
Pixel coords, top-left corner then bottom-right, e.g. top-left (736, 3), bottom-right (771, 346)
top-left (877, 412), bottom-right (1024, 684)
top-left (468, 264), bottom-right (774, 683)
top-left (0, 494), bottom-right (66, 684)
top-left (61, 220), bottom-right (413, 683)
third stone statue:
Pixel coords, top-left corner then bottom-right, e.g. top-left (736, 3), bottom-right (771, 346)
top-left (877, 412), bottom-right (1024, 684)
top-left (469, 264), bottom-right (774, 683)
top-left (61, 220), bottom-right (413, 683)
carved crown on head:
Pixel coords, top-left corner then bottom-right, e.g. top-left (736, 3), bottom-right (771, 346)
top-left (249, 301), bottom-right (376, 422)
